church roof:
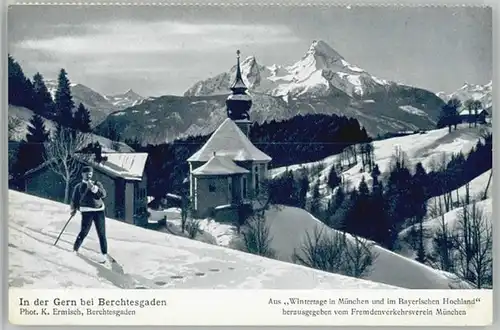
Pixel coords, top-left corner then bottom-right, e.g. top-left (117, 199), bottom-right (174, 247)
top-left (191, 154), bottom-right (250, 176)
top-left (187, 118), bottom-right (272, 162)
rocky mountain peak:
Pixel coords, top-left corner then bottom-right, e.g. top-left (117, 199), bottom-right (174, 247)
top-left (305, 39), bottom-right (345, 62)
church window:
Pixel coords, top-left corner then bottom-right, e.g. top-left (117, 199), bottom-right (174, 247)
top-left (209, 182), bottom-right (216, 192)
top-left (242, 177), bottom-right (248, 199)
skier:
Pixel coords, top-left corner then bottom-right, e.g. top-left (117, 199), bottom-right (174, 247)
top-left (70, 166), bottom-right (111, 264)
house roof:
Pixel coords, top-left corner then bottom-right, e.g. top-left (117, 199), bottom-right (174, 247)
top-left (191, 154), bottom-right (250, 176)
top-left (24, 152), bottom-right (148, 181)
top-left (86, 152), bottom-right (149, 181)
top-left (459, 108), bottom-right (489, 116)
top-left (187, 118), bottom-right (272, 162)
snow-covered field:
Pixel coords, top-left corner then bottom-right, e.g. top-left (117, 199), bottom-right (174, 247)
top-left (258, 206), bottom-right (471, 289)
top-left (8, 190), bottom-right (397, 289)
top-left (270, 124), bottom-right (490, 199)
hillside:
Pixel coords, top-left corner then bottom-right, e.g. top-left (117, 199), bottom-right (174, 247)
top-left (269, 124), bottom-right (490, 200)
top-left (153, 203), bottom-right (471, 289)
top-left (8, 190), bottom-right (397, 290)
top-left (95, 40), bottom-right (444, 144)
top-left (397, 197), bottom-right (492, 283)
top-left (8, 105), bottom-right (134, 153)
top-left (426, 169), bottom-right (492, 216)
top-left (258, 206), bottom-right (471, 289)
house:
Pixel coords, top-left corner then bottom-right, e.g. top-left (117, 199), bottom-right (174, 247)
top-left (458, 108), bottom-right (490, 124)
top-left (187, 50), bottom-right (272, 219)
top-left (23, 144), bottom-right (149, 226)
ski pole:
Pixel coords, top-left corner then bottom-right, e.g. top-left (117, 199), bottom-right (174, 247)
top-left (54, 214), bottom-right (76, 246)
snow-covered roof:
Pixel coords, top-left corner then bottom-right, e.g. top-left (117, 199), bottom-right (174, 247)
top-left (86, 152), bottom-right (148, 181)
top-left (459, 108), bottom-right (489, 116)
top-left (25, 152), bottom-right (148, 182)
top-left (187, 118), bottom-right (272, 162)
top-left (191, 154), bottom-right (249, 176)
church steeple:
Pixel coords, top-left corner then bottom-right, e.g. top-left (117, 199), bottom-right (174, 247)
top-left (226, 50), bottom-right (252, 134)
top-left (230, 50), bottom-right (248, 92)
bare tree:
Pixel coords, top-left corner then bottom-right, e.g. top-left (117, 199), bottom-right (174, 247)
top-left (45, 127), bottom-right (91, 203)
top-left (342, 233), bottom-right (378, 278)
top-left (426, 198), bottom-right (456, 273)
top-left (453, 201), bottom-right (492, 288)
top-left (483, 171), bottom-right (492, 200)
top-left (241, 214), bottom-right (275, 258)
top-left (8, 116), bottom-right (23, 140)
top-left (292, 226), bottom-right (377, 279)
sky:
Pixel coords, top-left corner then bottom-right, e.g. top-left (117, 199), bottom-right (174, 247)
top-left (8, 5), bottom-right (492, 97)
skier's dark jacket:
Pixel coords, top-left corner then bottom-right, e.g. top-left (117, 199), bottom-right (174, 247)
top-left (70, 180), bottom-right (107, 212)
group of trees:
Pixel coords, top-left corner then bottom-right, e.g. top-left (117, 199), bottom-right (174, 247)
top-left (9, 57), bottom-right (93, 201)
top-left (427, 200), bottom-right (492, 289)
top-left (437, 97), bottom-right (486, 131)
top-left (8, 55), bottom-right (92, 132)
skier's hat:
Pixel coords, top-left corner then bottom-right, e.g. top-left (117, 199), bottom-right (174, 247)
top-left (82, 166), bottom-right (93, 173)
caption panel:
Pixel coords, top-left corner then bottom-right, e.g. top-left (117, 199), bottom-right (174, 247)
top-left (9, 289), bottom-right (492, 326)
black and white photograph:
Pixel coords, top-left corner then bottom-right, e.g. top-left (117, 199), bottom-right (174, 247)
top-left (7, 4), bottom-right (493, 293)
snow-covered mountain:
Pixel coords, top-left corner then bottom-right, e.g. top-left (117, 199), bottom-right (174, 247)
top-left (437, 81), bottom-right (492, 111)
top-left (185, 40), bottom-right (390, 99)
top-left (96, 40), bottom-right (445, 144)
top-left (45, 80), bottom-right (145, 126)
top-left (105, 89), bottom-right (145, 109)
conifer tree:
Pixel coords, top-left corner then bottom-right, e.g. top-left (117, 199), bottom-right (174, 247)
top-left (297, 172), bottom-right (310, 209)
top-left (8, 55), bottom-right (35, 109)
top-left (385, 148), bottom-right (413, 249)
top-left (309, 180), bottom-right (322, 217)
top-left (74, 103), bottom-right (92, 132)
top-left (32, 72), bottom-right (56, 118)
top-left (412, 162), bottom-right (429, 263)
top-left (327, 166), bottom-right (341, 191)
top-left (54, 68), bottom-right (75, 127)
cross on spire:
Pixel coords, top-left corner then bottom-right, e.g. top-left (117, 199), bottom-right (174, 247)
top-left (237, 49), bottom-right (240, 58)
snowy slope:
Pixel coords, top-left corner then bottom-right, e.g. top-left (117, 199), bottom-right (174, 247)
top-left (259, 206), bottom-right (471, 289)
top-left (426, 169), bottom-right (492, 216)
top-left (8, 105), bottom-right (134, 153)
top-left (8, 190), bottom-right (397, 290)
top-left (398, 198), bottom-right (492, 260)
top-left (270, 124), bottom-right (490, 197)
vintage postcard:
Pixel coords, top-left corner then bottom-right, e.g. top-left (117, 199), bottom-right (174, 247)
top-left (6, 3), bottom-right (493, 326)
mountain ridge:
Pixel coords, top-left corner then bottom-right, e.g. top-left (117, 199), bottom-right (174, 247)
top-left (95, 39), bottom-right (445, 144)
top-left (44, 79), bottom-right (146, 126)
top-left (436, 80), bottom-right (492, 111)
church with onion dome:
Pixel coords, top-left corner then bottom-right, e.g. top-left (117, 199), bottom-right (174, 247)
top-left (187, 50), bottom-right (272, 219)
